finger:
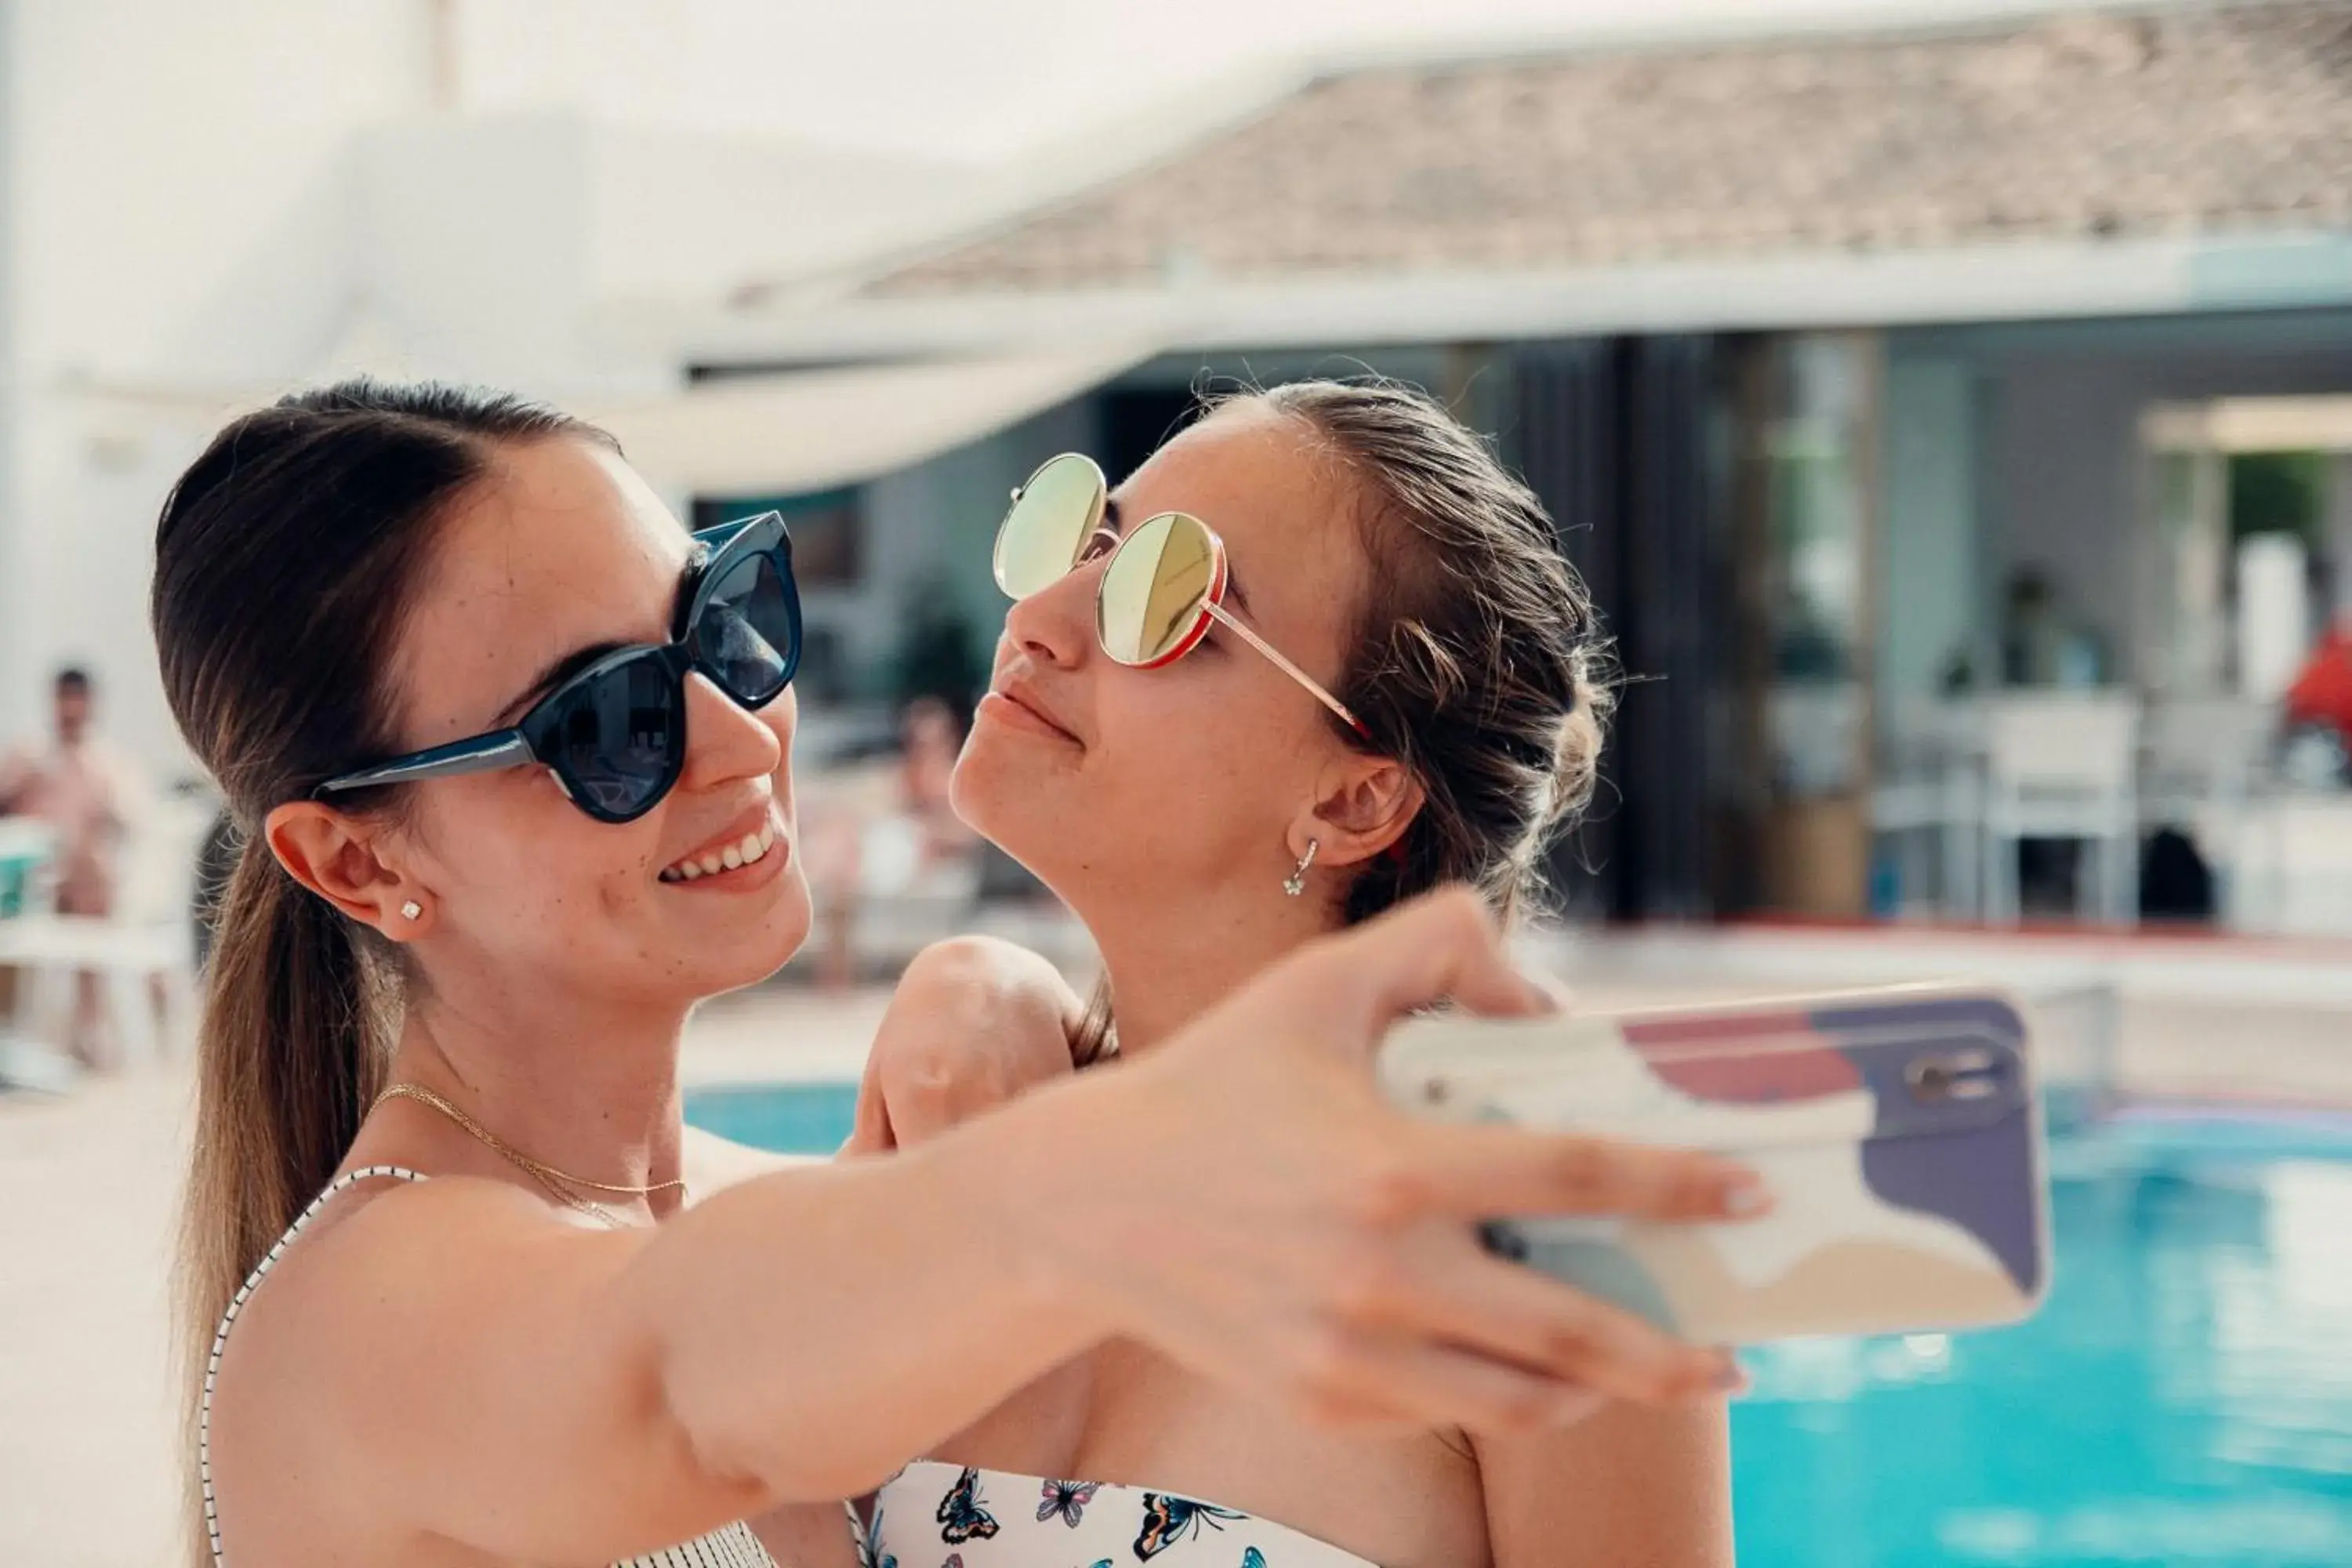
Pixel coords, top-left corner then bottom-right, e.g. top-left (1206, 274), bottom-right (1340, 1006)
top-left (1292, 1330), bottom-right (1606, 1436)
top-left (842, 1041), bottom-right (897, 1154)
top-left (843, 1078), bottom-right (898, 1156)
top-left (1309, 887), bottom-right (1553, 1053)
top-left (1524, 971), bottom-right (1575, 1013)
top-left (885, 1056), bottom-right (978, 1147)
top-left (1363, 1232), bottom-right (1741, 1405)
top-left (1399, 1120), bottom-right (1772, 1224)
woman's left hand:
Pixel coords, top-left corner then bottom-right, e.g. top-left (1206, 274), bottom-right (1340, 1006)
top-left (844, 935), bottom-right (1087, 1153)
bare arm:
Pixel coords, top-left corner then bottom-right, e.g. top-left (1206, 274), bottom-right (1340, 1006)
top-left (0, 747), bottom-right (31, 812)
top-left (1475, 1400), bottom-right (1736, 1568)
top-left (688, 1121), bottom-right (946, 1568)
top-left (269, 890), bottom-right (1760, 1564)
top-left (846, 935), bottom-right (1084, 1155)
top-left (304, 1116), bottom-right (1096, 1562)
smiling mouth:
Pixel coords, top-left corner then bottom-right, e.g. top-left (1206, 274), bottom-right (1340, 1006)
top-left (659, 815), bottom-right (780, 883)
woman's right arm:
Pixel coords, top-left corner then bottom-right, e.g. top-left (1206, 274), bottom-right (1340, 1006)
top-left (294, 888), bottom-right (1763, 1563)
top-left (304, 1109), bottom-right (1105, 1562)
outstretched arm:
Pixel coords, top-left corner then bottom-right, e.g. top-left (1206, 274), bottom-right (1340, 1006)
top-left (268, 890), bottom-right (1762, 1563)
top-left (1476, 1400), bottom-right (1736, 1568)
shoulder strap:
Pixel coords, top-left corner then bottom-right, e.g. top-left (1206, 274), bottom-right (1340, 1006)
top-left (199, 1165), bottom-right (428, 1567)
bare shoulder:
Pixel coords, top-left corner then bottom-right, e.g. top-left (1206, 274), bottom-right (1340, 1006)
top-left (238, 1171), bottom-right (557, 1313)
top-left (209, 1172), bottom-right (544, 1415)
top-left (683, 1124), bottom-right (821, 1200)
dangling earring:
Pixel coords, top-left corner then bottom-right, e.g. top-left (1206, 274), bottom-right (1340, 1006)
top-left (1283, 839), bottom-right (1319, 898)
top-left (399, 900), bottom-right (423, 922)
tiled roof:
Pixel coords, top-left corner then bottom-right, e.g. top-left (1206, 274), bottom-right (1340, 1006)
top-left (869, 3), bottom-right (2352, 297)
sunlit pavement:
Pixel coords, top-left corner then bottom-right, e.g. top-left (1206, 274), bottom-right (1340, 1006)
top-left (6, 955), bottom-right (2350, 1565)
top-left (0, 983), bottom-right (893, 1567)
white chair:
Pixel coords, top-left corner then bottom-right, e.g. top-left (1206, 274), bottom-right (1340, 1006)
top-left (0, 793), bottom-right (212, 1065)
top-left (2140, 696), bottom-right (2275, 918)
top-left (2140, 697), bottom-right (2272, 822)
top-left (1869, 697), bottom-right (1984, 919)
top-left (1978, 693), bottom-right (2141, 927)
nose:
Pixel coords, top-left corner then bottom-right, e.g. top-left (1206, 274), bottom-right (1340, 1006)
top-left (1001, 561), bottom-right (1096, 671)
top-left (676, 670), bottom-right (785, 797)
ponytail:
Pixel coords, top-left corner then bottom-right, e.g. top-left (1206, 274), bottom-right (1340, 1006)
top-left (174, 833), bottom-right (393, 1548)
top-left (151, 379), bottom-right (611, 1562)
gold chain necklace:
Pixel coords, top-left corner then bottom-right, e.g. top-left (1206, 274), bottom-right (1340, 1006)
top-left (372, 1082), bottom-right (683, 1229)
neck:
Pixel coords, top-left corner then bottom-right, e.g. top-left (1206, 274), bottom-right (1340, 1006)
top-left (386, 957), bottom-right (693, 1212)
top-left (1080, 877), bottom-right (1340, 1058)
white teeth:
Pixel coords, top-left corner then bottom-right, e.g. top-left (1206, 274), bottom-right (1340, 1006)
top-left (663, 818), bottom-right (782, 883)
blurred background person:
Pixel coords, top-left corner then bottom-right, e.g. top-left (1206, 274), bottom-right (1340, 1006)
top-left (0, 666), bottom-right (150, 1069)
top-left (805, 695), bottom-right (981, 991)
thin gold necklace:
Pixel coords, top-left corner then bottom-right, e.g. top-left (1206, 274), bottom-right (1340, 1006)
top-left (372, 1082), bottom-right (682, 1229)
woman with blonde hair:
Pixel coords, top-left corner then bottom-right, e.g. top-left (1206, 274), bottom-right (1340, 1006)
top-left (858, 380), bottom-right (1745, 1568)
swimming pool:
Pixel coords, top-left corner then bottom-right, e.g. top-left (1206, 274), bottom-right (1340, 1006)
top-left (684, 1084), bottom-right (2352, 1567)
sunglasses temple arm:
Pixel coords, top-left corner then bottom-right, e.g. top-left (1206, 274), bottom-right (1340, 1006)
top-left (1200, 601), bottom-right (1370, 739)
top-left (318, 731), bottom-right (535, 794)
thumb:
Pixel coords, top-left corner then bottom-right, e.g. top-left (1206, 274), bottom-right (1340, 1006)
top-left (843, 1051), bottom-right (898, 1156)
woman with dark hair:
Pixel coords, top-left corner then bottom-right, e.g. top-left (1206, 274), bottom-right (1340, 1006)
top-left (163, 380), bottom-right (1759, 1566)
top-left (858, 382), bottom-right (1740, 1567)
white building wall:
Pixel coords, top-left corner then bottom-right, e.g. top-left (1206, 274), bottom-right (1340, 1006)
top-left (0, 4), bottom-right (976, 779)
top-left (1983, 327), bottom-right (2352, 686)
top-left (1879, 354), bottom-right (1981, 695)
top-left (0, 0), bottom-right (434, 775)
top-left (579, 123), bottom-right (970, 310)
top-left (355, 115), bottom-right (613, 399)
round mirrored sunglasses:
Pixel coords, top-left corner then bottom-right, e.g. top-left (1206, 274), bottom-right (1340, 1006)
top-left (995, 454), bottom-right (1366, 736)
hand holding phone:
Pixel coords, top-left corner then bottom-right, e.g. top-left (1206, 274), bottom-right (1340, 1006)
top-left (1378, 986), bottom-right (2052, 1345)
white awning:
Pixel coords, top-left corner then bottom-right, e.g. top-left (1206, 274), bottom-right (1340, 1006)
top-left (2143, 395), bottom-right (2352, 455)
top-left (585, 343), bottom-right (1151, 495)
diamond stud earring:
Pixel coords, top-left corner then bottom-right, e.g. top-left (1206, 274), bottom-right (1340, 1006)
top-left (399, 900), bottom-right (423, 921)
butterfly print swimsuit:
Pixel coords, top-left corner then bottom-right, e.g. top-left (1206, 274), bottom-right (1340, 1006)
top-left (862, 1461), bottom-right (1377, 1568)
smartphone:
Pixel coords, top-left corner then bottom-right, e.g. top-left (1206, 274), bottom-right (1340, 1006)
top-left (1377, 985), bottom-right (2052, 1345)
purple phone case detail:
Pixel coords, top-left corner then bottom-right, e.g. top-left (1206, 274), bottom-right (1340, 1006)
top-left (1386, 987), bottom-right (2053, 1344)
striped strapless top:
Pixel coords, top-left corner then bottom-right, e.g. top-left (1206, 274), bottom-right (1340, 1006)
top-left (198, 1164), bottom-right (775, 1568)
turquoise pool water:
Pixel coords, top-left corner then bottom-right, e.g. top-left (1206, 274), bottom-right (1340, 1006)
top-left (684, 1085), bottom-right (2352, 1567)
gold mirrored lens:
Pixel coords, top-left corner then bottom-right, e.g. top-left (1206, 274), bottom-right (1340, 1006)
top-left (993, 454), bottom-right (1104, 598)
top-left (1098, 512), bottom-right (1216, 665)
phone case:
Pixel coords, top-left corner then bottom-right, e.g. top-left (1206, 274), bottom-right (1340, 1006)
top-left (1377, 986), bottom-right (2052, 1345)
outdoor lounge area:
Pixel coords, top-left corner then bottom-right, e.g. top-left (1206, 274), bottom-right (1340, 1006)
top-left (9, 3), bottom-right (2352, 1566)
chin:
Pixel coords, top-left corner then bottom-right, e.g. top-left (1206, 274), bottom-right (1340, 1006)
top-left (950, 741), bottom-right (1048, 866)
top-left (951, 752), bottom-right (1116, 919)
top-left (681, 862), bottom-right (817, 994)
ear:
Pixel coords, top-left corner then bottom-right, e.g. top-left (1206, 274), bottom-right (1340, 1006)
top-left (263, 800), bottom-right (426, 941)
top-left (1293, 753), bottom-right (1424, 871)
